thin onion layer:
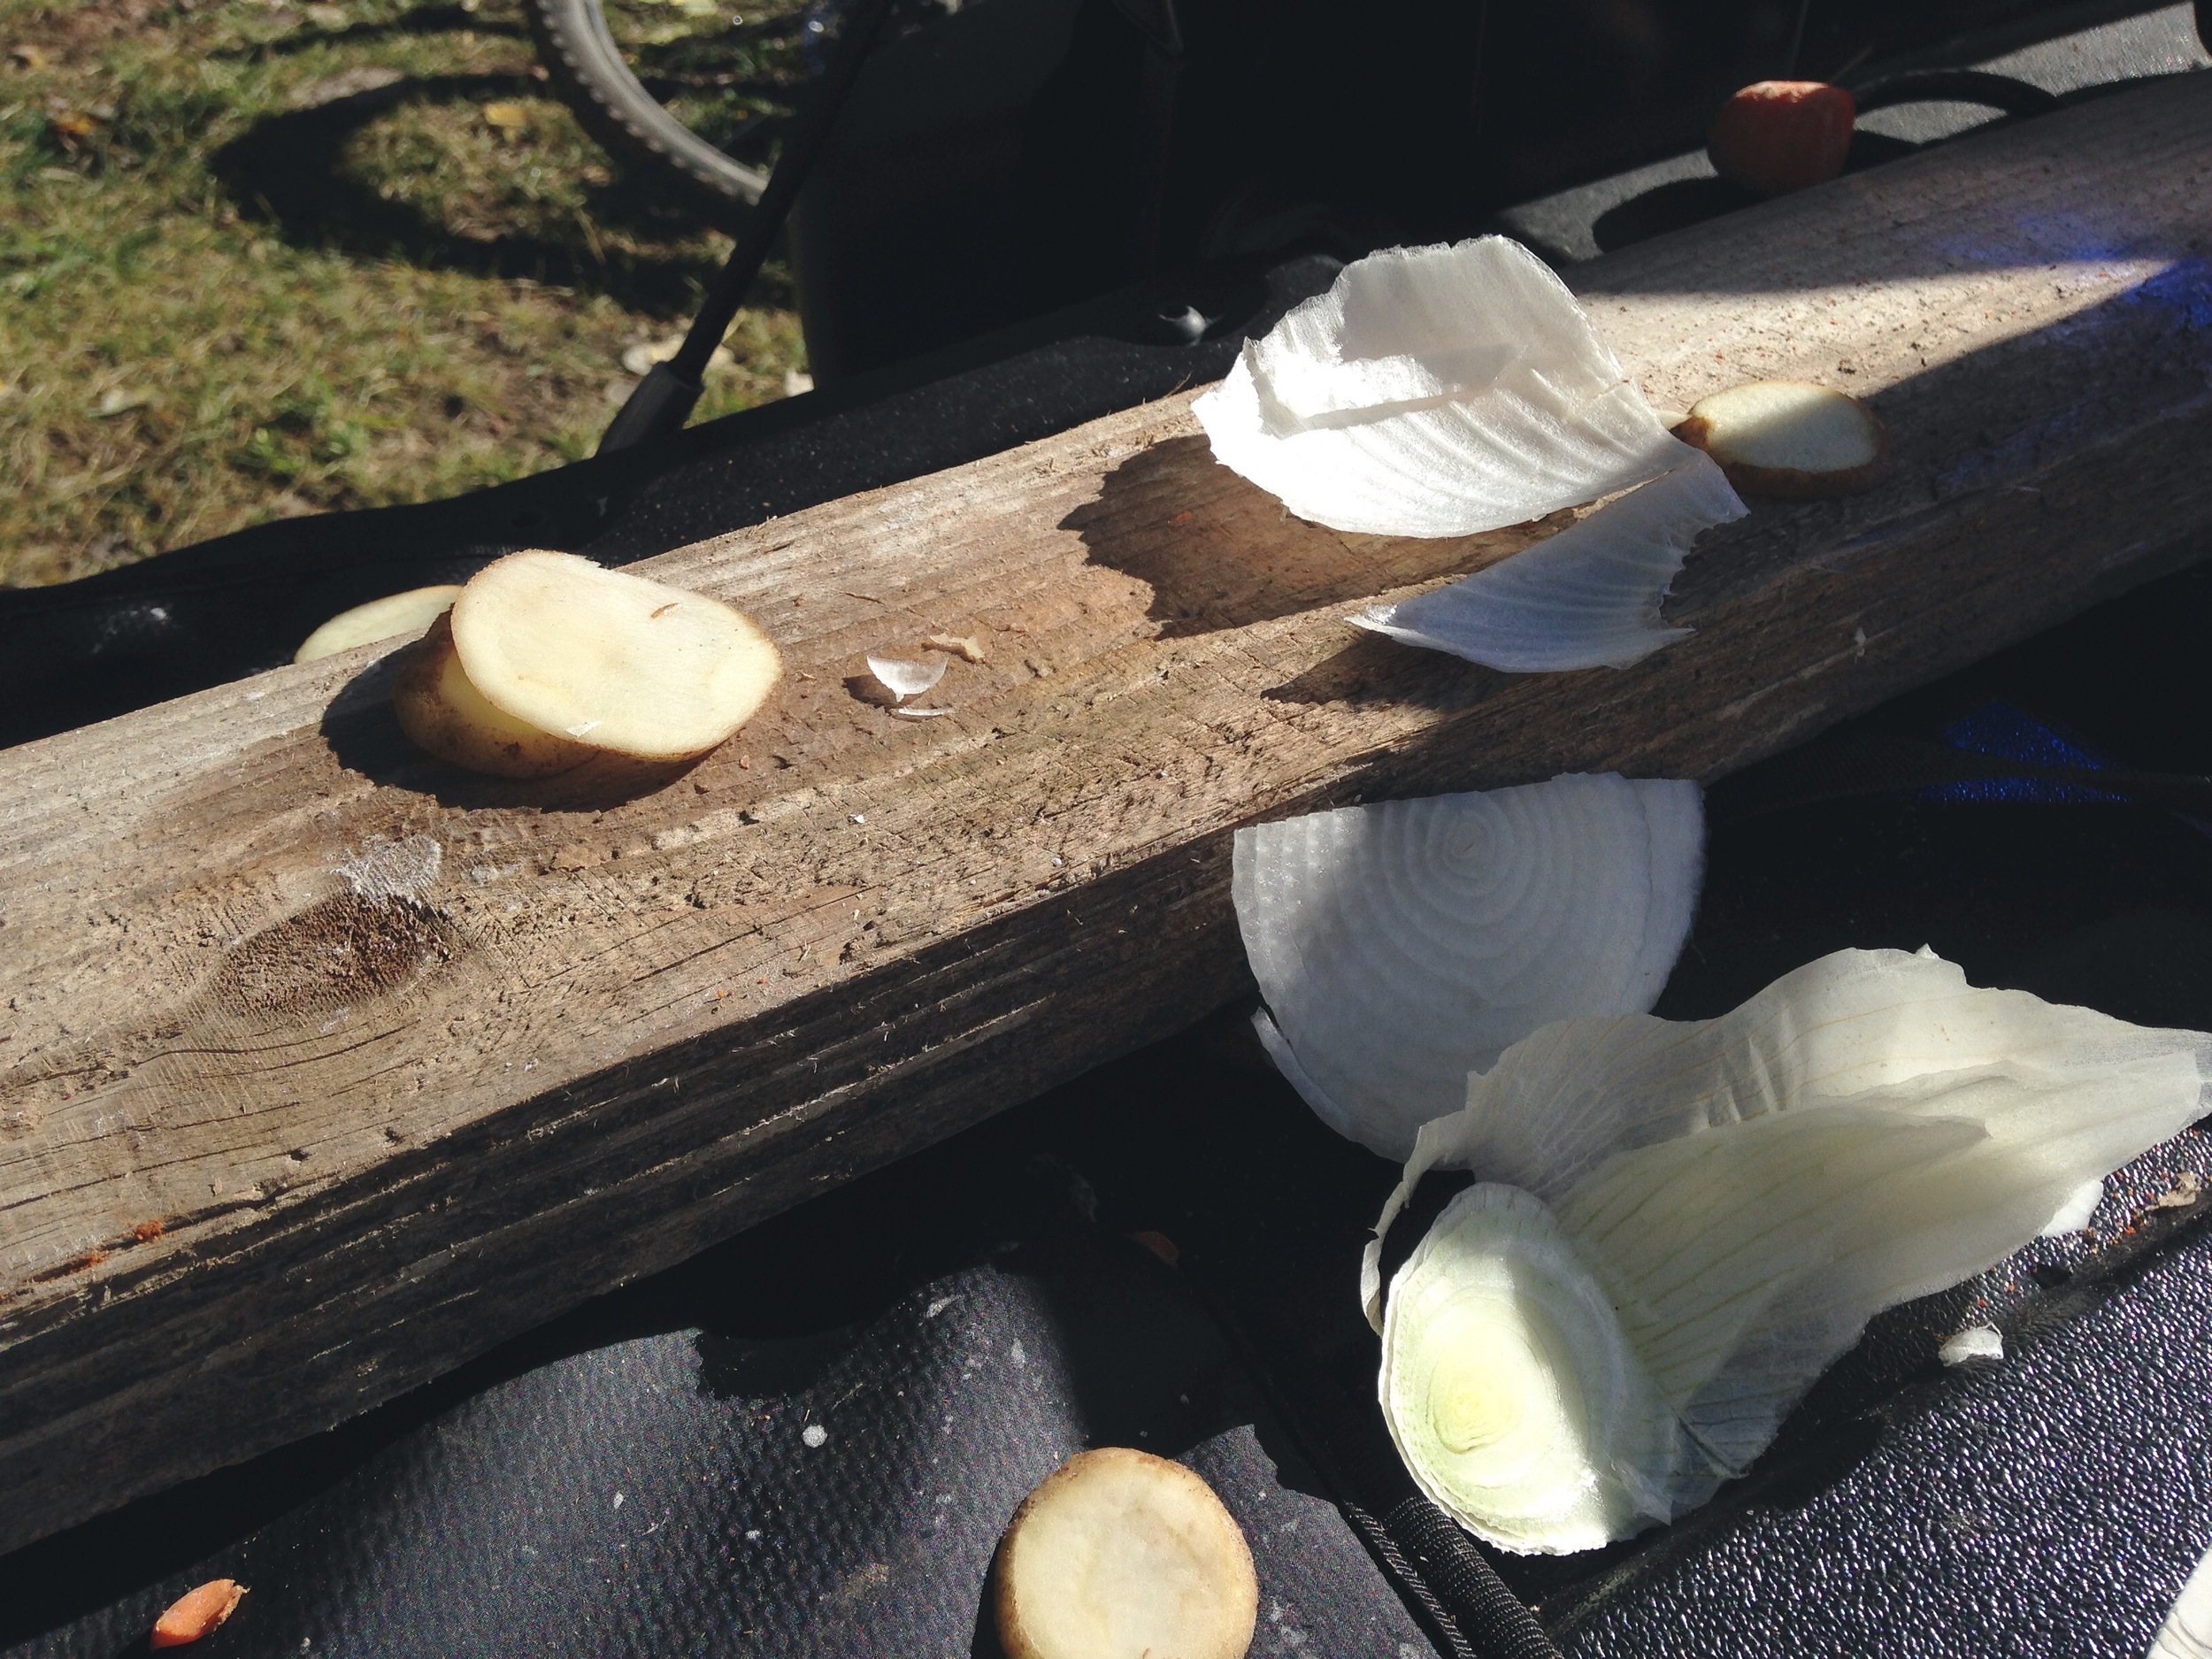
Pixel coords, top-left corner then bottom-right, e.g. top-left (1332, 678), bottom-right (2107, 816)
top-left (1351, 452), bottom-right (1747, 672)
top-left (1194, 238), bottom-right (1695, 538)
top-left (1234, 772), bottom-right (1702, 1159)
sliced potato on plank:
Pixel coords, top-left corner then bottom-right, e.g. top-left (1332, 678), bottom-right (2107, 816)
top-left (393, 615), bottom-right (596, 780)
top-left (994, 1448), bottom-right (1257, 1659)
top-left (450, 551), bottom-right (782, 762)
top-left (296, 585), bottom-right (462, 664)
top-left (1674, 380), bottom-right (1892, 498)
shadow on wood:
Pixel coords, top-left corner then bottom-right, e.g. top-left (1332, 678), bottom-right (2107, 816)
top-left (315, 647), bottom-right (712, 811)
top-left (1261, 630), bottom-right (1504, 713)
top-left (1064, 435), bottom-right (1541, 639)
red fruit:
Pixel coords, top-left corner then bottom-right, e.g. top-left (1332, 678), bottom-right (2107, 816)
top-left (1708, 81), bottom-right (1857, 196)
top-left (150, 1579), bottom-right (246, 1648)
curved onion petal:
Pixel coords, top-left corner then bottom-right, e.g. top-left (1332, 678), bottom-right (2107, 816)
top-left (1193, 238), bottom-right (1696, 537)
top-left (1234, 773), bottom-right (1702, 1160)
top-left (1366, 947), bottom-right (2212, 1552)
top-left (1350, 452), bottom-right (1747, 672)
top-left (2150, 1540), bottom-right (2212, 1659)
top-left (866, 654), bottom-right (947, 700)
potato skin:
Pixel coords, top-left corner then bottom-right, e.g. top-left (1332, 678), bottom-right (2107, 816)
top-left (1708, 81), bottom-right (1856, 196)
top-left (150, 1579), bottom-right (245, 1647)
top-left (392, 616), bottom-right (595, 780)
top-left (295, 584), bottom-right (461, 664)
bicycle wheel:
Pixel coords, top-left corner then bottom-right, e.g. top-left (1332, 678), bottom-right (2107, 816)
top-left (524, 0), bottom-right (783, 212)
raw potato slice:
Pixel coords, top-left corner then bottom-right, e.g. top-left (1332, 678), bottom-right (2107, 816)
top-left (995, 1448), bottom-right (1257, 1659)
top-left (451, 550), bottom-right (781, 761)
top-left (295, 585), bottom-right (462, 663)
top-left (1673, 380), bottom-right (1892, 498)
top-left (393, 615), bottom-right (596, 779)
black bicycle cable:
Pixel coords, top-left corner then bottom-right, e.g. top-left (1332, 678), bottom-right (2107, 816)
top-left (598, 0), bottom-right (901, 453)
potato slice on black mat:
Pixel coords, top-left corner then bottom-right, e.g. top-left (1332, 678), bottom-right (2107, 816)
top-left (994, 1448), bottom-right (1257, 1659)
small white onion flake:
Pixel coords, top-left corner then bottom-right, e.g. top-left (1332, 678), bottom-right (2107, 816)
top-left (866, 653), bottom-right (948, 701)
top-left (1193, 237), bottom-right (1697, 538)
top-left (1351, 450), bottom-right (1747, 672)
top-left (1233, 772), bottom-right (1702, 1160)
top-left (1938, 1325), bottom-right (2005, 1366)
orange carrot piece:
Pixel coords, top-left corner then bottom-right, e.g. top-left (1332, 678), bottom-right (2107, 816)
top-left (150, 1579), bottom-right (246, 1647)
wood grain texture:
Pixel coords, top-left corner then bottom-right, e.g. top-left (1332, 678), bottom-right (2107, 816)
top-left (4, 75), bottom-right (2210, 1555)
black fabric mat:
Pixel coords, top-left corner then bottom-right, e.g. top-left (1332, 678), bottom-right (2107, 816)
top-left (0, 1265), bottom-right (1434, 1658)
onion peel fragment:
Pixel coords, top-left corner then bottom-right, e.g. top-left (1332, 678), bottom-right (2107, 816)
top-left (1234, 772), bottom-right (1702, 1159)
top-left (866, 653), bottom-right (948, 701)
top-left (1351, 453), bottom-right (1747, 672)
top-left (1194, 237), bottom-right (1697, 538)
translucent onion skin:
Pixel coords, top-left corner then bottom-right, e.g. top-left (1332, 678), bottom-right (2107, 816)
top-left (1367, 948), bottom-right (2212, 1553)
top-left (1234, 773), bottom-right (1703, 1160)
top-left (1351, 452), bottom-right (1748, 672)
top-left (1193, 238), bottom-right (1696, 538)
top-left (866, 653), bottom-right (947, 700)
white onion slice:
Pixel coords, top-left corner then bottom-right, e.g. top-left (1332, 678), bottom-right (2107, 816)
top-left (1350, 452), bottom-right (1747, 672)
top-left (1381, 1184), bottom-right (1681, 1555)
top-left (1366, 947), bottom-right (2212, 1552)
top-left (866, 654), bottom-right (947, 701)
top-left (1233, 772), bottom-right (1702, 1159)
top-left (1193, 238), bottom-right (1696, 537)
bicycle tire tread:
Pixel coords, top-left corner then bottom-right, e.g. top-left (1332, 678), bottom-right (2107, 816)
top-left (524, 0), bottom-right (770, 210)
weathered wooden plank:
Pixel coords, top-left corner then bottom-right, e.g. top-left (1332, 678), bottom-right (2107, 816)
top-left (4, 75), bottom-right (2209, 1555)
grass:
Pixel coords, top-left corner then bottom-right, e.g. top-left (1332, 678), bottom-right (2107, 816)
top-left (0, 0), bottom-right (812, 586)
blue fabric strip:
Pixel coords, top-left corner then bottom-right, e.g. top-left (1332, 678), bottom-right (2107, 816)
top-left (1917, 701), bottom-right (2126, 804)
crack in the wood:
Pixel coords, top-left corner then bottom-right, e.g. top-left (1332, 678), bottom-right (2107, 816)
top-left (518, 907), bottom-right (696, 992)
top-left (145, 1022), bottom-right (411, 1081)
top-left (323, 1051), bottom-right (434, 1100)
